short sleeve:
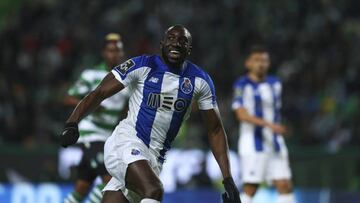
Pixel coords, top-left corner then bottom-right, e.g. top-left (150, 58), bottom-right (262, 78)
top-left (196, 74), bottom-right (217, 110)
top-left (111, 56), bottom-right (146, 87)
top-left (68, 71), bottom-right (92, 98)
top-left (231, 81), bottom-right (244, 110)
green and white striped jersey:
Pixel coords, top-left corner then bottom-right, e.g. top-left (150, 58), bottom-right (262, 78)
top-left (68, 63), bottom-right (130, 143)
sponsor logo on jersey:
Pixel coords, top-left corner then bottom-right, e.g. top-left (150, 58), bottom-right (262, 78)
top-left (147, 93), bottom-right (188, 112)
top-left (115, 59), bottom-right (135, 76)
top-left (131, 149), bottom-right (141, 155)
top-left (180, 77), bottom-right (193, 94)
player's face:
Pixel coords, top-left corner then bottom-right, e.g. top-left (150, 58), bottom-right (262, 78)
top-left (245, 52), bottom-right (270, 77)
top-left (103, 42), bottom-right (125, 69)
top-left (161, 27), bottom-right (192, 67)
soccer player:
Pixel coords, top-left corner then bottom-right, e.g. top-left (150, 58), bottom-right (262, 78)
top-left (232, 46), bottom-right (296, 203)
top-left (63, 33), bottom-right (130, 203)
top-left (60, 25), bottom-right (241, 203)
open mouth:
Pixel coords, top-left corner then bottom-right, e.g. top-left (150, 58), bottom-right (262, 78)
top-left (168, 50), bottom-right (181, 59)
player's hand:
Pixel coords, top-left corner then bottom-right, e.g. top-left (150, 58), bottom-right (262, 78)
top-left (267, 123), bottom-right (287, 135)
top-left (222, 177), bottom-right (241, 203)
top-left (60, 122), bottom-right (79, 148)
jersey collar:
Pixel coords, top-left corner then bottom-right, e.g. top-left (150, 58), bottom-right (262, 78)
top-left (155, 55), bottom-right (188, 76)
top-left (246, 74), bottom-right (268, 84)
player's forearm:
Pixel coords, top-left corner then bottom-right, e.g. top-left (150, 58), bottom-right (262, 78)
top-left (208, 126), bottom-right (231, 178)
top-left (236, 111), bottom-right (270, 127)
top-left (66, 90), bottom-right (105, 123)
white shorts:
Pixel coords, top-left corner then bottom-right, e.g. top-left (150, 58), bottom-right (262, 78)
top-left (103, 126), bottom-right (162, 202)
top-left (240, 152), bottom-right (292, 184)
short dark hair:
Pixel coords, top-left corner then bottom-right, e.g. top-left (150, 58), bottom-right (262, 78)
top-left (246, 45), bottom-right (269, 58)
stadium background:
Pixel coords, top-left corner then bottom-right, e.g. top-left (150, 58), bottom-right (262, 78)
top-left (0, 0), bottom-right (359, 202)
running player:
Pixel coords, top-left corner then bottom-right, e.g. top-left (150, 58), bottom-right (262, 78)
top-left (60, 25), bottom-right (241, 203)
top-left (63, 33), bottom-right (129, 203)
top-left (232, 46), bottom-right (296, 203)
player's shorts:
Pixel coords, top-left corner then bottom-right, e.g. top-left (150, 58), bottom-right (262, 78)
top-left (76, 141), bottom-right (108, 182)
top-left (240, 151), bottom-right (292, 184)
top-left (103, 126), bottom-right (162, 202)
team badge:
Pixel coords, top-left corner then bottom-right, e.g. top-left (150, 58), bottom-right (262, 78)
top-left (115, 59), bottom-right (135, 76)
top-left (180, 78), bottom-right (193, 94)
top-left (131, 149), bottom-right (140, 155)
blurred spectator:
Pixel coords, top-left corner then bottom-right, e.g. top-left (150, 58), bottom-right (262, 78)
top-left (0, 0), bottom-right (359, 152)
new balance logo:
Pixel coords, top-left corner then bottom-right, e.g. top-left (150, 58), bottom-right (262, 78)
top-left (149, 77), bottom-right (159, 83)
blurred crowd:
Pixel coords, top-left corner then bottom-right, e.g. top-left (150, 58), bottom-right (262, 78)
top-left (0, 0), bottom-right (359, 151)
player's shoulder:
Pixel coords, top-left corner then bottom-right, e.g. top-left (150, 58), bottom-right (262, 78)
top-left (185, 61), bottom-right (216, 95)
top-left (113, 54), bottom-right (155, 76)
top-left (126, 54), bottom-right (152, 67)
top-left (126, 54), bottom-right (164, 70)
top-left (185, 60), bottom-right (212, 82)
top-left (266, 75), bottom-right (282, 84)
top-left (233, 75), bottom-right (250, 88)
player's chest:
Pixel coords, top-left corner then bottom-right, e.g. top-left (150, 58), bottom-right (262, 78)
top-left (244, 84), bottom-right (276, 107)
top-left (142, 72), bottom-right (195, 96)
top-left (140, 71), bottom-right (196, 111)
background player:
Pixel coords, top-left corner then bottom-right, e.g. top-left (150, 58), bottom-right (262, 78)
top-left (60, 25), bottom-right (241, 203)
top-left (63, 33), bottom-right (130, 203)
top-left (232, 46), bottom-right (296, 203)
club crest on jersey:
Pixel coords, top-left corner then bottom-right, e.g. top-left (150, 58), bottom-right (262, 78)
top-left (180, 78), bottom-right (193, 94)
top-left (115, 59), bottom-right (135, 76)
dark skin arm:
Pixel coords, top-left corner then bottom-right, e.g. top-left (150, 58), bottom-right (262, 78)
top-left (64, 95), bottom-right (114, 115)
top-left (200, 108), bottom-right (231, 178)
top-left (66, 73), bottom-right (124, 123)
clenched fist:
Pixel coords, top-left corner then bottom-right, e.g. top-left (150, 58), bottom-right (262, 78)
top-left (60, 122), bottom-right (79, 148)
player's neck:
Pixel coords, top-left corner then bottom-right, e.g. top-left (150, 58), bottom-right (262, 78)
top-left (248, 73), bottom-right (266, 83)
top-left (161, 55), bottom-right (184, 70)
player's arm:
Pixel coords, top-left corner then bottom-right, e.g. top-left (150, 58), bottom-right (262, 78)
top-left (67, 73), bottom-right (123, 123)
top-left (200, 108), bottom-right (231, 178)
top-left (200, 108), bottom-right (241, 203)
top-left (60, 73), bottom-right (124, 147)
top-left (197, 74), bottom-right (241, 203)
top-left (234, 107), bottom-right (286, 134)
top-left (61, 57), bottom-right (142, 147)
top-left (232, 81), bottom-right (286, 135)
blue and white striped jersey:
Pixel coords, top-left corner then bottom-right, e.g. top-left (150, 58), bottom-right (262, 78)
top-left (111, 55), bottom-right (217, 161)
top-left (232, 75), bottom-right (286, 154)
